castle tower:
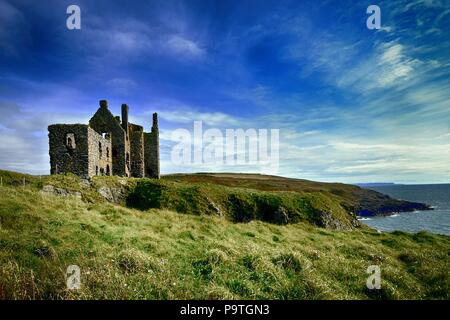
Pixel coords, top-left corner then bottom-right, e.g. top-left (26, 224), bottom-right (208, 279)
top-left (121, 104), bottom-right (129, 134)
top-left (100, 99), bottom-right (108, 109)
top-left (144, 112), bottom-right (160, 179)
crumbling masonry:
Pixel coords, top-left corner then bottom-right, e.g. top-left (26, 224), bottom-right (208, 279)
top-left (48, 100), bottom-right (160, 179)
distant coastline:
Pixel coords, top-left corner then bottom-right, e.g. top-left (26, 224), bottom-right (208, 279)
top-left (356, 182), bottom-right (398, 187)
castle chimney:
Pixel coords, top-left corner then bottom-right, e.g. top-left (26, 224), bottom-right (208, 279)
top-left (100, 100), bottom-right (108, 109)
top-left (150, 112), bottom-right (160, 179)
top-left (121, 104), bottom-right (129, 132)
top-left (152, 112), bottom-right (158, 132)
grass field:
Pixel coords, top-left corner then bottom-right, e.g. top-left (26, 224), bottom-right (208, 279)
top-left (0, 170), bottom-right (448, 299)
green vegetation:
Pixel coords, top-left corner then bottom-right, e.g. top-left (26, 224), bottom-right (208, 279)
top-left (0, 170), bottom-right (448, 299)
top-left (126, 179), bottom-right (354, 228)
top-left (164, 173), bottom-right (432, 216)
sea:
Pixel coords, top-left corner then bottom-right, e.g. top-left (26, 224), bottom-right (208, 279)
top-left (358, 184), bottom-right (450, 236)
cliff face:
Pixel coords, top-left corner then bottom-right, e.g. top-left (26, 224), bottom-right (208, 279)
top-left (352, 188), bottom-right (431, 216)
top-left (124, 179), bottom-right (360, 230)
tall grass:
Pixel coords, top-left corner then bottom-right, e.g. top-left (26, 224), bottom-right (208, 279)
top-left (0, 180), bottom-right (449, 299)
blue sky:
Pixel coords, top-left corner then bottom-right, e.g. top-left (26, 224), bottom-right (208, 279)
top-left (0, 0), bottom-right (449, 183)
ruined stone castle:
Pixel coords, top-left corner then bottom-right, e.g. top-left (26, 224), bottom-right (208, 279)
top-left (48, 100), bottom-right (160, 179)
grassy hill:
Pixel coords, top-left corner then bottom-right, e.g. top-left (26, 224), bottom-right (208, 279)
top-left (0, 170), bottom-right (448, 299)
top-left (163, 173), bottom-right (432, 216)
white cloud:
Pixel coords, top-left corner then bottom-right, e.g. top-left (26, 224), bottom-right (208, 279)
top-left (166, 35), bottom-right (204, 57)
top-left (376, 43), bottom-right (418, 86)
top-left (72, 15), bottom-right (206, 64)
top-left (275, 132), bottom-right (450, 183)
top-left (378, 26), bottom-right (394, 32)
top-left (156, 109), bottom-right (240, 127)
top-left (0, 101), bottom-right (90, 174)
top-left (128, 98), bottom-right (243, 129)
top-left (112, 31), bottom-right (152, 52)
top-left (332, 42), bottom-right (422, 91)
top-left (380, 44), bottom-right (403, 63)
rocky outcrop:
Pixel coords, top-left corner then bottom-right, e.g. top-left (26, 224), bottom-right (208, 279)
top-left (353, 189), bottom-right (432, 216)
top-left (40, 185), bottom-right (81, 198)
top-left (97, 186), bottom-right (128, 203)
top-left (313, 211), bottom-right (361, 230)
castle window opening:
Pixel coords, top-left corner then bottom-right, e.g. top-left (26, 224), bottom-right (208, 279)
top-left (99, 142), bottom-right (102, 158)
top-left (106, 147), bottom-right (109, 158)
top-left (66, 133), bottom-right (76, 149)
top-left (106, 165), bottom-right (110, 176)
top-left (96, 166), bottom-right (98, 175)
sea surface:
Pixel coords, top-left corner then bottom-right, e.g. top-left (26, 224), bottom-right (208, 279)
top-left (358, 184), bottom-right (450, 236)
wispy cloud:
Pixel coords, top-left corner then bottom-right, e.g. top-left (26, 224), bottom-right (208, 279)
top-left (166, 35), bottom-right (204, 57)
top-left (336, 41), bottom-right (422, 91)
top-left (72, 15), bottom-right (206, 66)
top-left (157, 109), bottom-right (240, 127)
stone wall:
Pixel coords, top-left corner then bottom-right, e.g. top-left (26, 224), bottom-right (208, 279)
top-left (129, 124), bottom-right (145, 178)
top-left (87, 127), bottom-right (112, 177)
top-left (122, 104), bottom-right (131, 177)
top-left (48, 124), bottom-right (90, 178)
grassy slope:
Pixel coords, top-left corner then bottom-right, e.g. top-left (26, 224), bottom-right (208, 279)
top-left (0, 171), bottom-right (449, 299)
top-left (126, 178), bottom-right (356, 229)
